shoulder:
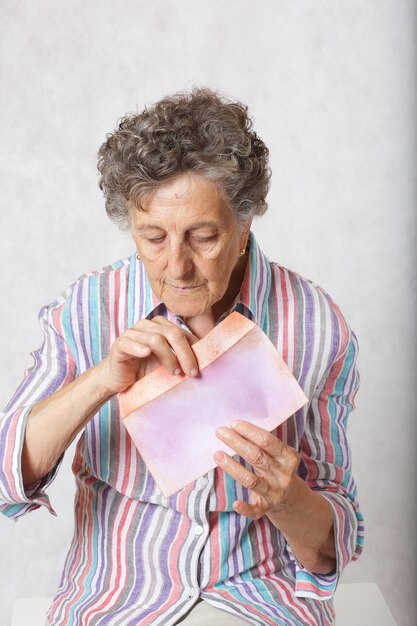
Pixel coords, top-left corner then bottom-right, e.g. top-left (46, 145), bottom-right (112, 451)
top-left (39, 253), bottom-right (135, 324)
top-left (269, 261), bottom-right (356, 361)
top-left (72, 253), bottom-right (134, 288)
top-left (269, 261), bottom-right (344, 311)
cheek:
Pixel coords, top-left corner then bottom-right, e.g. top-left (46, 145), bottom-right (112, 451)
top-left (140, 257), bottom-right (166, 284)
top-left (139, 240), bottom-right (169, 263)
top-left (205, 253), bottom-right (236, 288)
top-left (140, 244), bottom-right (165, 262)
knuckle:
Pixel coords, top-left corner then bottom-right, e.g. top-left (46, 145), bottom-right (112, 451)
top-left (147, 333), bottom-right (164, 349)
top-left (132, 318), bottom-right (148, 330)
top-left (259, 433), bottom-right (272, 450)
top-left (289, 450), bottom-right (301, 470)
top-left (248, 448), bottom-right (265, 466)
top-left (165, 327), bottom-right (184, 344)
top-left (153, 315), bottom-right (170, 325)
top-left (245, 474), bottom-right (258, 490)
top-left (123, 328), bottom-right (137, 340)
top-left (117, 335), bottom-right (131, 349)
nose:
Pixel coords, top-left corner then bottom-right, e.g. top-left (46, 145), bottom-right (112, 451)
top-left (166, 242), bottom-right (194, 280)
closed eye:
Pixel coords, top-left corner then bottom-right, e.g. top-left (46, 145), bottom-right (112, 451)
top-left (146, 236), bottom-right (165, 244)
top-left (191, 235), bottom-right (217, 243)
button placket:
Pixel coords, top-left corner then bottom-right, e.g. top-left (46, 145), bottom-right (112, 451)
top-left (195, 525), bottom-right (204, 536)
top-left (187, 588), bottom-right (197, 599)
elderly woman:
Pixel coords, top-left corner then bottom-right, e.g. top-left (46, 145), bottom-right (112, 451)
top-left (0, 88), bottom-right (363, 626)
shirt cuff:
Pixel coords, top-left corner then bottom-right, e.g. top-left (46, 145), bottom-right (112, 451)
top-left (288, 490), bottom-right (364, 601)
top-left (0, 405), bottom-right (62, 520)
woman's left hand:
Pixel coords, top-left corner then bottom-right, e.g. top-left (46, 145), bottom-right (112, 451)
top-left (214, 420), bottom-right (302, 520)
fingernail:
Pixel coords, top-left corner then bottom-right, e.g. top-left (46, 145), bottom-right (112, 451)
top-left (190, 368), bottom-right (198, 377)
top-left (214, 452), bottom-right (224, 462)
top-left (174, 368), bottom-right (181, 376)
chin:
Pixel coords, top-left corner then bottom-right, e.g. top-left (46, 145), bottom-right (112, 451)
top-left (162, 295), bottom-right (212, 319)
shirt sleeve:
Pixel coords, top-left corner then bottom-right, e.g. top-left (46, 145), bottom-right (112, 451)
top-left (0, 294), bottom-right (77, 520)
top-left (291, 324), bottom-right (365, 601)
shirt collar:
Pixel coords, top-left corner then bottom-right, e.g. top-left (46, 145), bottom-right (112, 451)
top-left (139, 231), bottom-right (272, 330)
top-left (232, 231), bottom-right (272, 330)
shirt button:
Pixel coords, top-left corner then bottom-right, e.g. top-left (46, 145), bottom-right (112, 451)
top-left (195, 525), bottom-right (204, 536)
top-left (199, 477), bottom-right (208, 487)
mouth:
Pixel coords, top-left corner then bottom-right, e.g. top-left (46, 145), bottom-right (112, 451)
top-left (167, 283), bottom-right (203, 295)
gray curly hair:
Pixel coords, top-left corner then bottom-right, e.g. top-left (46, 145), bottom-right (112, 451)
top-left (97, 87), bottom-right (271, 229)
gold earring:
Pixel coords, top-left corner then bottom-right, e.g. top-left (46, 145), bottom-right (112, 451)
top-left (238, 247), bottom-right (246, 257)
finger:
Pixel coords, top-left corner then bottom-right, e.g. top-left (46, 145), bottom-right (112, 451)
top-left (114, 336), bottom-right (152, 361)
top-left (232, 499), bottom-right (263, 520)
top-left (228, 420), bottom-right (288, 459)
top-left (138, 316), bottom-right (199, 344)
top-left (151, 316), bottom-right (200, 350)
top-left (157, 326), bottom-right (199, 376)
top-left (132, 330), bottom-right (185, 376)
top-left (123, 329), bottom-right (181, 375)
top-left (213, 450), bottom-right (269, 496)
top-left (132, 318), bottom-right (199, 376)
top-left (215, 427), bottom-right (276, 473)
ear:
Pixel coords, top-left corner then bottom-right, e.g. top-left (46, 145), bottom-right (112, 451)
top-left (239, 219), bottom-right (253, 250)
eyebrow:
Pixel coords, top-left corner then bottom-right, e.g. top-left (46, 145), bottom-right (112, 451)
top-left (188, 221), bottom-right (219, 231)
top-left (135, 225), bottom-right (165, 233)
top-left (135, 221), bottom-right (220, 233)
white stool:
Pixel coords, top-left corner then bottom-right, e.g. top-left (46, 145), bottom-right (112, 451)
top-left (11, 597), bottom-right (52, 626)
top-left (11, 583), bottom-right (397, 625)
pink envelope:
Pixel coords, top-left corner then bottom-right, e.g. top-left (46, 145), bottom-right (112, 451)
top-left (118, 312), bottom-right (308, 497)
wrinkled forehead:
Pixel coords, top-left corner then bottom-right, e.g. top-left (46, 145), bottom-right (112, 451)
top-left (139, 171), bottom-right (226, 205)
top-left (130, 172), bottom-right (236, 230)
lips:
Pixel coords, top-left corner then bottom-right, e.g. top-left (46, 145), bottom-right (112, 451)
top-left (168, 284), bottom-right (203, 294)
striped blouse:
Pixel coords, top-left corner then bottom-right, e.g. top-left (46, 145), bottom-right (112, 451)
top-left (0, 232), bottom-right (364, 625)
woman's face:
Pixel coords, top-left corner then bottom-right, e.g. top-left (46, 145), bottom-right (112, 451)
top-left (130, 171), bottom-right (250, 320)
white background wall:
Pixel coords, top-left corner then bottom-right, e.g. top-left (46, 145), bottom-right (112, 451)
top-left (0, 1), bottom-right (415, 625)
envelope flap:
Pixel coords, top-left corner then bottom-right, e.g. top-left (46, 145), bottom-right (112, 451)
top-left (119, 311), bottom-right (255, 417)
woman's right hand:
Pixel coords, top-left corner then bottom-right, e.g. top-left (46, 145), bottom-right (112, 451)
top-left (99, 316), bottom-right (200, 395)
